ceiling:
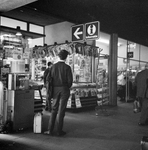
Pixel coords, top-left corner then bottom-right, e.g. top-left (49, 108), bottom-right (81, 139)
top-left (0, 0), bottom-right (37, 12)
top-left (1, 0), bottom-right (148, 46)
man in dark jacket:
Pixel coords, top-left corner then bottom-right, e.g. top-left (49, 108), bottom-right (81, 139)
top-left (44, 49), bottom-right (73, 136)
top-left (135, 63), bottom-right (148, 126)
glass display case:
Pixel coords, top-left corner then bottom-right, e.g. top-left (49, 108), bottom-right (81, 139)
top-left (8, 73), bottom-right (30, 90)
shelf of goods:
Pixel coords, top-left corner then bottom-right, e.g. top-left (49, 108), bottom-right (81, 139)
top-left (67, 83), bottom-right (98, 109)
top-left (96, 83), bottom-right (109, 106)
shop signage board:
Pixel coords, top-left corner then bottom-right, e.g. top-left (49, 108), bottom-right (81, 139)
top-left (71, 24), bottom-right (84, 42)
top-left (71, 21), bottom-right (100, 42)
top-left (127, 51), bottom-right (134, 58)
top-left (85, 21), bottom-right (100, 40)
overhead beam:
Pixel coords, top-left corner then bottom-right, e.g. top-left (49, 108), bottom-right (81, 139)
top-left (0, 0), bottom-right (37, 12)
top-left (0, 25), bottom-right (45, 39)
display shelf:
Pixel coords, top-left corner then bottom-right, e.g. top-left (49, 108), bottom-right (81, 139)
top-left (67, 84), bottom-right (98, 109)
top-left (80, 97), bottom-right (98, 107)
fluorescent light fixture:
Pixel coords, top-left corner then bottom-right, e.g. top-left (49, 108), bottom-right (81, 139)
top-left (4, 45), bottom-right (14, 49)
top-left (16, 32), bottom-right (22, 36)
top-left (96, 38), bottom-right (122, 46)
top-left (27, 37), bottom-right (32, 41)
top-left (27, 37), bottom-right (32, 45)
top-left (97, 38), bottom-right (109, 45)
top-left (0, 35), bottom-right (4, 41)
top-left (128, 43), bottom-right (136, 49)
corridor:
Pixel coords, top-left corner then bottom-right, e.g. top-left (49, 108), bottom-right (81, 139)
top-left (0, 101), bottom-right (147, 150)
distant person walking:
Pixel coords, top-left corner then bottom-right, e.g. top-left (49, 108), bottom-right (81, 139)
top-left (44, 49), bottom-right (73, 136)
top-left (135, 63), bottom-right (148, 126)
top-left (43, 61), bottom-right (53, 112)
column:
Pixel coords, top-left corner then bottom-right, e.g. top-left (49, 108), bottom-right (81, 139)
top-left (109, 34), bottom-right (118, 106)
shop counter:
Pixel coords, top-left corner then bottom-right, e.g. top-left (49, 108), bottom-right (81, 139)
top-left (67, 83), bottom-right (98, 109)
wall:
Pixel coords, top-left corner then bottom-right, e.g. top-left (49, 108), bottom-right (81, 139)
top-left (45, 21), bottom-right (148, 69)
top-left (30, 37), bottom-right (44, 47)
top-left (45, 21), bottom-right (74, 45)
top-left (45, 21), bottom-right (95, 46)
top-left (96, 42), bottom-right (109, 55)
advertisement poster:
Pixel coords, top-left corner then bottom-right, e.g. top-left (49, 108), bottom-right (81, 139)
top-left (74, 54), bottom-right (91, 82)
top-left (1, 67), bottom-right (10, 87)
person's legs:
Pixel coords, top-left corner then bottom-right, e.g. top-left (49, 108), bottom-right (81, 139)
top-left (57, 87), bottom-right (70, 135)
top-left (47, 88), bottom-right (60, 133)
top-left (45, 85), bottom-right (52, 111)
top-left (45, 92), bottom-right (49, 110)
top-left (139, 98), bottom-right (148, 124)
top-left (46, 93), bottom-right (52, 112)
top-left (118, 85), bottom-right (125, 101)
top-left (45, 87), bottom-right (70, 136)
top-left (121, 85), bottom-right (126, 100)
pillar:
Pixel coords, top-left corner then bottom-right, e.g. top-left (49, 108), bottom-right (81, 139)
top-left (109, 34), bottom-right (118, 106)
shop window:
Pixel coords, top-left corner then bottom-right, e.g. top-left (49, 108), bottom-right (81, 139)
top-left (29, 24), bottom-right (44, 34)
top-left (140, 45), bottom-right (148, 62)
top-left (1, 16), bottom-right (27, 30)
top-left (140, 62), bottom-right (147, 70)
top-left (96, 32), bottom-right (110, 55)
top-left (31, 37), bottom-right (44, 47)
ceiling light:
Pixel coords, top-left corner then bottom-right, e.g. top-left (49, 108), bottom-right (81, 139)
top-left (16, 32), bottom-right (22, 36)
top-left (27, 37), bottom-right (32, 44)
top-left (97, 38), bottom-right (109, 45)
top-left (128, 43), bottom-right (136, 49)
top-left (96, 38), bottom-right (122, 46)
top-left (16, 26), bottom-right (22, 36)
top-left (27, 37), bottom-right (32, 41)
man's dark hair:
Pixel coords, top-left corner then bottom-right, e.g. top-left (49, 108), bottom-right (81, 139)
top-left (47, 62), bottom-right (52, 67)
top-left (58, 50), bottom-right (69, 60)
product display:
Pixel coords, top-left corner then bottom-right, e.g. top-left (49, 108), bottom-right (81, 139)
top-left (68, 83), bottom-right (98, 109)
top-left (31, 42), bottom-right (101, 109)
top-left (117, 67), bottom-right (139, 101)
top-left (96, 58), bottom-right (109, 103)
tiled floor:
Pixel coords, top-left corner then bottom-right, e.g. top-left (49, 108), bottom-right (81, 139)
top-left (0, 100), bottom-right (147, 150)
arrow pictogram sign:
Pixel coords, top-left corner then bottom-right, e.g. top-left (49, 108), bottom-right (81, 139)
top-left (71, 24), bottom-right (84, 42)
top-left (74, 27), bottom-right (83, 39)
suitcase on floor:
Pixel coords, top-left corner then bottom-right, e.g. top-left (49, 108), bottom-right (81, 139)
top-left (33, 112), bottom-right (42, 133)
top-left (141, 136), bottom-right (148, 150)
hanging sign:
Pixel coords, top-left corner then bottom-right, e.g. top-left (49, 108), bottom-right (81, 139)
top-left (71, 24), bottom-right (84, 42)
top-left (85, 21), bottom-right (100, 40)
top-left (127, 52), bottom-right (133, 58)
top-left (71, 21), bottom-right (100, 42)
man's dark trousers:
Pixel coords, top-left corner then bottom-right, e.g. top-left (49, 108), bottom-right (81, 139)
top-left (139, 98), bottom-right (148, 124)
top-left (48, 86), bottom-right (70, 133)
